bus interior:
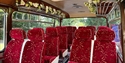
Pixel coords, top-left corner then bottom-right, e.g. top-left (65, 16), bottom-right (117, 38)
top-left (0, 0), bottom-right (124, 63)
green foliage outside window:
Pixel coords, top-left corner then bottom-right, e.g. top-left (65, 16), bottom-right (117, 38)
top-left (12, 12), bottom-right (54, 32)
top-left (62, 18), bottom-right (106, 28)
top-left (0, 9), bottom-right (5, 51)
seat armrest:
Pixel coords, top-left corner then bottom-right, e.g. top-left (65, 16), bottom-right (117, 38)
top-left (62, 49), bottom-right (68, 57)
top-left (68, 61), bottom-right (78, 63)
top-left (51, 55), bottom-right (59, 63)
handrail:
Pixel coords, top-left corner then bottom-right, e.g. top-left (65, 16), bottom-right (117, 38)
top-left (117, 53), bottom-right (123, 63)
top-left (116, 45), bottom-right (123, 63)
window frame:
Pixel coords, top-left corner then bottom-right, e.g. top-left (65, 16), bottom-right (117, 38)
top-left (12, 11), bottom-right (56, 31)
top-left (0, 8), bottom-right (7, 52)
top-left (61, 17), bottom-right (107, 28)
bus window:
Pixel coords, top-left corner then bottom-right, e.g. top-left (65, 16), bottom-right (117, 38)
top-left (12, 12), bottom-right (54, 31)
top-left (55, 19), bottom-right (60, 26)
top-left (62, 18), bottom-right (106, 28)
top-left (0, 9), bottom-right (6, 51)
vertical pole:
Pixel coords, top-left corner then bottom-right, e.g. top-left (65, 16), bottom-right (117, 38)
top-left (59, 18), bottom-right (62, 26)
top-left (53, 19), bottom-right (56, 27)
top-left (6, 8), bottom-right (13, 43)
top-left (120, 1), bottom-right (125, 62)
top-left (105, 17), bottom-right (109, 27)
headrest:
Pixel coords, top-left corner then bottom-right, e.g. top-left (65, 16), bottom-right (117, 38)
top-left (98, 26), bottom-right (110, 30)
top-left (96, 28), bottom-right (115, 41)
top-left (75, 28), bottom-right (92, 40)
top-left (27, 28), bottom-right (44, 41)
top-left (65, 26), bottom-right (73, 34)
top-left (72, 26), bottom-right (76, 32)
top-left (46, 27), bottom-right (57, 37)
top-left (78, 26), bottom-right (86, 29)
top-left (56, 26), bottom-right (67, 34)
top-left (10, 28), bottom-right (26, 40)
top-left (86, 26), bottom-right (96, 35)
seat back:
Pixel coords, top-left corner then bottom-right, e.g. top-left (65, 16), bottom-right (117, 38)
top-left (22, 28), bottom-right (45, 63)
top-left (66, 26), bottom-right (73, 45)
top-left (56, 26), bottom-right (68, 49)
top-left (45, 27), bottom-right (59, 56)
top-left (93, 27), bottom-right (117, 63)
top-left (86, 26), bottom-right (96, 40)
top-left (72, 26), bottom-right (77, 39)
top-left (69, 28), bottom-right (92, 63)
top-left (3, 28), bottom-right (26, 63)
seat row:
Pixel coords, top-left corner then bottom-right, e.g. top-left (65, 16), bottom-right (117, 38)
top-left (1, 26), bottom-right (77, 63)
top-left (68, 26), bottom-right (117, 63)
top-left (1, 26), bottom-right (117, 63)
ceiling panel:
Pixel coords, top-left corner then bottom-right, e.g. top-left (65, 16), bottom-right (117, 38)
top-left (42, 0), bottom-right (118, 18)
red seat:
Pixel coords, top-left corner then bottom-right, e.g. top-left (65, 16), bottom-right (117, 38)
top-left (44, 27), bottom-right (59, 63)
top-left (21, 28), bottom-right (45, 63)
top-left (3, 28), bottom-right (26, 63)
top-left (72, 26), bottom-right (77, 39)
top-left (86, 26), bottom-right (96, 40)
top-left (66, 26), bottom-right (73, 45)
top-left (78, 26), bottom-right (86, 29)
top-left (98, 26), bottom-right (110, 30)
top-left (65, 26), bottom-right (77, 51)
top-left (69, 28), bottom-right (92, 63)
top-left (93, 27), bottom-right (117, 63)
top-left (56, 26), bottom-right (68, 57)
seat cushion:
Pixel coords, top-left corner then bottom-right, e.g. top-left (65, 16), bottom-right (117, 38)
top-left (68, 61), bottom-right (78, 63)
top-left (44, 56), bottom-right (56, 63)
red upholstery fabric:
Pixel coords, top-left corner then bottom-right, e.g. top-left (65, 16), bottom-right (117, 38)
top-left (22, 28), bottom-right (45, 63)
top-left (28, 28), bottom-right (44, 41)
top-left (78, 26), bottom-right (86, 29)
top-left (75, 28), bottom-right (92, 40)
top-left (69, 28), bottom-right (92, 63)
top-left (72, 26), bottom-right (76, 33)
top-left (46, 27), bottom-right (58, 37)
top-left (98, 26), bottom-right (110, 30)
top-left (3, 28), bottom-right (26, 63)
top-left (44, 56), bottom-right (56, 63)
top-left (56, 26), bottom-right (68, 57)
top-left (59, 34), bottom-right (68, 49)
top-left (10, 28), bottom-right (26, 40)
top-left (56, 26), bottom-right (67, 34)
top-left (44, 27), bottom-right (59, 63)
top-left (72, 26), bottom-right (76, 39)
top-left (65, 26), bottom-right (73, 44)
top-left (66, 26), bottom-right (73, 34)
top-left (96, 29), bottom-right (115, 41)
top-left (22, 41), bottom-right (45, 63)
top-left (44, 36), bottom-right (59, 56)
top-left (93, 27), bottom-right (117, 63)
top-left (68, 61), bottom-right (78, 63)
top-left (86, 26), bottom-right (96, 39)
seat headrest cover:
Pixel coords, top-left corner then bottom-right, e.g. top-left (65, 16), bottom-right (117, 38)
top-left (86, 26), bottom-right (96, 35)
top-left (46, 27), bottom-right (57, 37)
top-left (10, 28), bottom-right (26, 40)
top-left (75, 28), bottom-right (92, 40)
top-left (72, 26), bottom-right (76, 32)
top-left (65, 26), bottom-right (73, 33)
top-left (78, 26), bottom-right (86, 29)
top-left (96, 29), bottom-right (115, 41)
top-left (98, 26), bottom-right (110, 30)
top-left (56, 26), bottom-right (67, 34)
top-left (28, 28), bottom-right (44, 41)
